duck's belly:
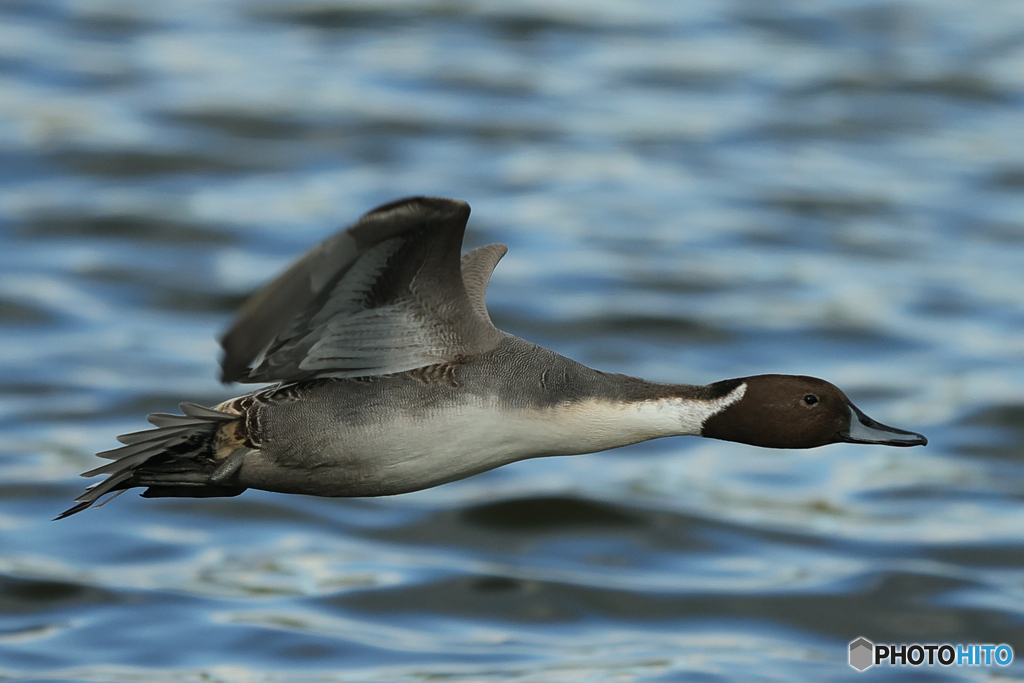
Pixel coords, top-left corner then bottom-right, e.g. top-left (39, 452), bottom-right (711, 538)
top-left (237, 397), bottom-right (687, 497)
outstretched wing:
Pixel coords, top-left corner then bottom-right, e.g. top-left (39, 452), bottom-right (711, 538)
top-left (459, 242), bottom-right (507, 328)
top-left (220, 197), bottom-right (506, 383)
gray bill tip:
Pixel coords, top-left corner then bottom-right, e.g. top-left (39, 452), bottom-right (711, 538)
top-left (839, 404), bottom-right (927, 447)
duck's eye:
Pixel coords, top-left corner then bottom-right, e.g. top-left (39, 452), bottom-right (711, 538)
top-left (803, 394), bottom-right (818, 406)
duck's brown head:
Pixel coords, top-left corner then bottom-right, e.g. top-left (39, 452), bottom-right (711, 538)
top-left (701, 375), bottom-right (927, 449)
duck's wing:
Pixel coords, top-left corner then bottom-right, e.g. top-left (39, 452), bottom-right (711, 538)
top-left (459, 243), bottom-right (507, 328)
top-left (220, 197), bottom-right (506, 384)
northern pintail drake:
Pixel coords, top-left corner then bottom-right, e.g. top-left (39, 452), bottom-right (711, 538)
top-left (59, 197), bottom-right (927, 519)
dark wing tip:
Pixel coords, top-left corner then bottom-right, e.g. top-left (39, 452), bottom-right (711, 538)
top-left (220, 347), bottom-right (249, 384)
top-left (363, 196), bottom-right (470, 222)
top-left (351, 197), bottom-right (471, 244)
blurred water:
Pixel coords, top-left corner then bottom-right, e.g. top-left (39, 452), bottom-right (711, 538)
top-left (2, 1), bottom-right (1024, 681)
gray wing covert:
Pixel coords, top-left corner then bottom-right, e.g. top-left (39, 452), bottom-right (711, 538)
top-left (220, 197), bottom-right (505, 383)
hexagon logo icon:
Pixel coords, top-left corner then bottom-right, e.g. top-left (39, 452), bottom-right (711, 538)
top-left (849, 637), bottom-right (874, 671)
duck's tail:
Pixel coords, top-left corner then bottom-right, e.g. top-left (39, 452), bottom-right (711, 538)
top-left (56, 402), bottom-right (248, 520)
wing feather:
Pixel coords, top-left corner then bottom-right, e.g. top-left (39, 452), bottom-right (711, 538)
top-left (220, 197), bottom-right (505, 383)
top-left (460, 243), bottom-right (507, 326)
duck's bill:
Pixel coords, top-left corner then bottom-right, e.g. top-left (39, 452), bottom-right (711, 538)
top-left (838, 405), bottom-right (928, 447)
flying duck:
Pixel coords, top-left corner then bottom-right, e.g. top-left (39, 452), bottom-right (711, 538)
top-left (59, 197), bottom-right (926, 519)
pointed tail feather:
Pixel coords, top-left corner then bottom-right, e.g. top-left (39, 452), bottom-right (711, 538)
top-left (56, 403), bottom-right (242, 520)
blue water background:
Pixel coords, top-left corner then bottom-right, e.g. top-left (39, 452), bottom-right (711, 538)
top-left (2, 1), bottom-right (1024, 681)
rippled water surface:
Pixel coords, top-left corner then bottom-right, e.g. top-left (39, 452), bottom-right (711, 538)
top-left (3, 1), bottom-right (1024, 681)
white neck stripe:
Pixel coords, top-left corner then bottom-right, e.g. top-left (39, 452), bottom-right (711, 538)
top-left (681, 381), bottom-right (747, 435)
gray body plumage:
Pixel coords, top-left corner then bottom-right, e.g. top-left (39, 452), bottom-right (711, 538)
top-left (233, 334), bottom-right (722, 498)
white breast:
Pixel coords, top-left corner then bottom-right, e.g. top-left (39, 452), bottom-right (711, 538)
top-left (329, 384), bottom-right (746, 495)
